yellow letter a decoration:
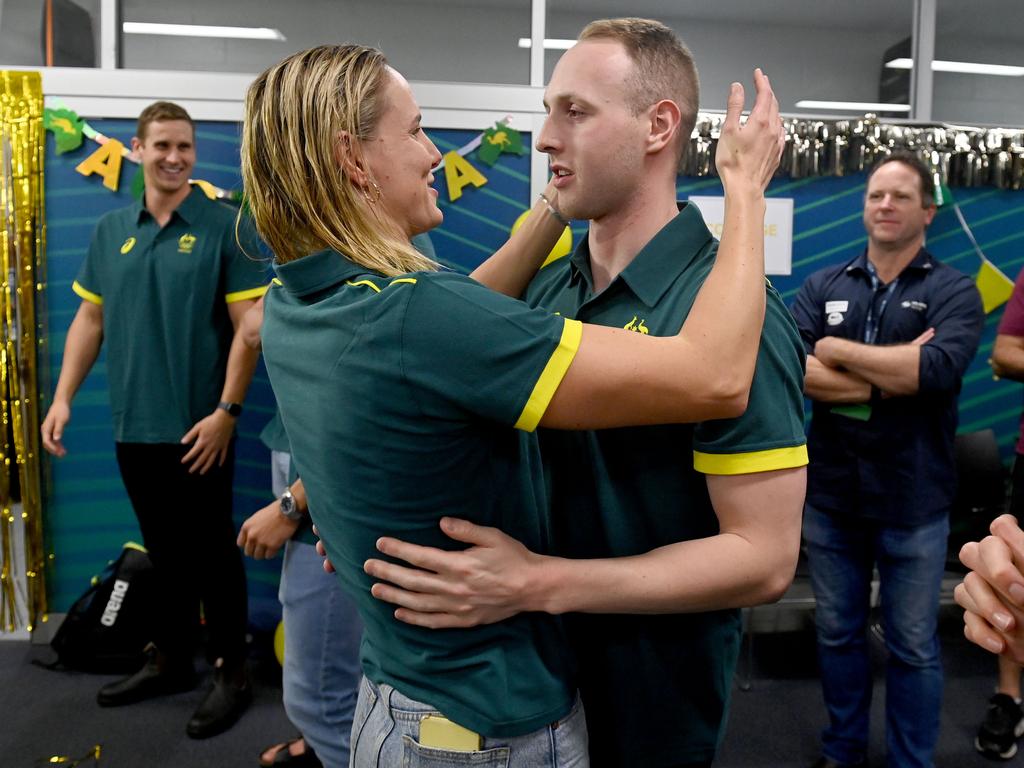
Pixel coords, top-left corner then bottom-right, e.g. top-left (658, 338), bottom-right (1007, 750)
top-left (75, 139), bottom-right (125, 191)
top-left (444, 151), bottom-right (487, 201)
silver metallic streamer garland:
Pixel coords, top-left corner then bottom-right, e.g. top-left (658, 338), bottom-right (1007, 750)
top-left (684, 113), bottom-right (1024, 189)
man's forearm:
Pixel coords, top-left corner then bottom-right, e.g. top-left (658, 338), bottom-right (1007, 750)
top-left (533, 532), bottom-right (790, 615)
top-left (219, 328), bottom-right (261, 404)
top-left (804, 355), bottom-right (871, 403)
top-left (820, 338), bottom-right (921, 395)
top-left (53, 307), bottom-right (104, 405)
top-left (530, 468), bottom-right (805, 615)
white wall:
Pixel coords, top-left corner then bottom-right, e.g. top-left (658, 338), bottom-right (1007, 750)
top-left (2, 0), bottom-right (1023, 127)
top-left (545, 11), bottom-right (908, 114)
top-left (932, 34), bottom-right (1024, 126)
top-left (116, 0), bottom-right (534, 85)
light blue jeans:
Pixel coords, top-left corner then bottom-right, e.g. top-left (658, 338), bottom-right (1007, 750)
top-left (274, 451), bottom-right (364, 768)
top-left (350, 676), bottom-right (590, 768)
top-left (804, 504), bottom-right (948, 768)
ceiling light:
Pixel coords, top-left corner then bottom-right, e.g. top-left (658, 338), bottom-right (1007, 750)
top-left (517, 38), bottom-right (576, 50)
top-left (123, 22), bottom-right (286, 41)
top-left (794, 100), bottom-right (911, 113)
top-left (885, 58), bottom-right (1024, 76)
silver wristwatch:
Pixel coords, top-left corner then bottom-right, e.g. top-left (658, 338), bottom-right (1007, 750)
top-left (279, 488), bottom-right (303, 521)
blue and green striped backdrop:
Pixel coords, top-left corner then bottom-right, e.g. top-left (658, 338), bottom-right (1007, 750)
top-left (41, 123), bottom-right (1024, 624)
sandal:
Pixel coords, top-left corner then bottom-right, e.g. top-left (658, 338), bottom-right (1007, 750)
top-left (258, 737), bottom-right (323, 767)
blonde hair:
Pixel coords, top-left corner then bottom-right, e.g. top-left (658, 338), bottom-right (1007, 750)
top-left (579, 18), bottom-right (699, 164)
top-left (241, 44), bottom-right (437, 274)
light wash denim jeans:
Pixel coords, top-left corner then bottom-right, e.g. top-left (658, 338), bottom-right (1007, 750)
top-left (274, 451), bottom-right (364, 768)
top-left (804, 504), bottom-right (948, 768)
top-left (350, 676), bottom-right (590, 768)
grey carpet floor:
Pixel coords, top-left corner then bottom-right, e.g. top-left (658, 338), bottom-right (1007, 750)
top-left (0, 607), bottom-right (1008, 767)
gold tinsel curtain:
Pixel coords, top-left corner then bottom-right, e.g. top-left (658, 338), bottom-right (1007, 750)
top-left (0, 71), bottom-right (47, 632)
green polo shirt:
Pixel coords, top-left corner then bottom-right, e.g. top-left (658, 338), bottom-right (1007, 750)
top-left (526, 202), bottom-right (808, 767)
top-left (262, 248), bottom-right (582, 738)
top-left (73, 186), bottom-right (268, 442)
top-left (258, 233), bottom-right (437, 547)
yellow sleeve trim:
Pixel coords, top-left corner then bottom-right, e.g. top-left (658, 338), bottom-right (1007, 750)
top-left (693, 444), bottom-right (809, 476)
top-left (72, 280), bottom-right (103, 305)
top-left (225, 284), bottom-right (269, 303)
top-left (389, 278), bottom-right (418, 286)
top-left (514, 318), bottom-right (583, 433)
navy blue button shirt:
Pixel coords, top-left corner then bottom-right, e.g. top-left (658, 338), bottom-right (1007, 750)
top-left (790, 248), bottom-right (984, 525)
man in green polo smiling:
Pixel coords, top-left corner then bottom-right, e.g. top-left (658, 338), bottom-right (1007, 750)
top-left (363, 19), bottom-right (808, 768)
top-left (40, 101), bottom-right (267, 739)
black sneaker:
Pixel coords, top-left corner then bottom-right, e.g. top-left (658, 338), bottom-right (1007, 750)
top-left (976, 693), bottom-right (1024, 760)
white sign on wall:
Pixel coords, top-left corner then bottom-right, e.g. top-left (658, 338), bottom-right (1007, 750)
top-left (688, 196), bottom-right (794, 276)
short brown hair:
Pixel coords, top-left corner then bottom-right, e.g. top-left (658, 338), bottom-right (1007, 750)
top-left (867, 151), bottom-right (935, 208)
top-left (136, 101), bottom-right (194, 142)
top-left (579, 18), bottom-right (700, 151)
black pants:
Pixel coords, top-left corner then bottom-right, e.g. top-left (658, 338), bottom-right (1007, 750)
top-left (115, 441), bottom-right (247, 663)
top-left (1011, 453), bottom-right (1024, 517)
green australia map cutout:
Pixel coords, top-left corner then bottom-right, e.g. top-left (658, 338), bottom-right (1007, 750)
top-left (43, 107), bottom-right (85, 154)
top-left (478, 122), bottom-right (527, 166)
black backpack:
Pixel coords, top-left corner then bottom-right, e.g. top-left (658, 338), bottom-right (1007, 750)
top-left (46, 542), bottom-right (157, 673)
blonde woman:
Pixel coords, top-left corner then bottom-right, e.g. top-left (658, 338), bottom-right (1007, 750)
top-left (242, 44), bottom-right (781, 767)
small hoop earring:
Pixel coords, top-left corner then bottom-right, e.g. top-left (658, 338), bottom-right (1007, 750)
top-left (362, 181), bottom-right (382, 205)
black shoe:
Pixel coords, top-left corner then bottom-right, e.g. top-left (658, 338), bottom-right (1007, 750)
top-left (97, 644), bottom-right (196, 707)
top-left (186, 658), bottom-right (252, 739)
top-left (810, 758), bottom-right (867, 768)
top-left (976, 692), bottom-right (1024, 760)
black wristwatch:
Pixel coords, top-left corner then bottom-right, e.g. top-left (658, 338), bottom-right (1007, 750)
top-left (279, 488), bottom-right (303, 521)
top-left (217, 401), bottom-right (243, 417)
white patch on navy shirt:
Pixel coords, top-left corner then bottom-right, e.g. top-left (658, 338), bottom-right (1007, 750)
top-left (826, 300), bottom-right (849, 313)
top-left (901, 300), bottom-right (928, 312)
top-left (827, 311), bottom-right (845, 326)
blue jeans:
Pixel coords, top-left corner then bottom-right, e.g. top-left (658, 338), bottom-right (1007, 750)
top-left (350, 677), bottom-right (590, 768)
top-left (274, 452), bottom-right (364, 768)
top-left (803, 505), bottom-right (948, 768)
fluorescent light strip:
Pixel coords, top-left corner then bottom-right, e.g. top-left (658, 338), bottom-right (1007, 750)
top-left (794, 100), bottom-right (911, 113)
top-left (885, 57), bottom-right (1024, 76)
top-left (517, 37), bottom-right (576, 50)
top-left (123, 22), bottom-right (286, 41)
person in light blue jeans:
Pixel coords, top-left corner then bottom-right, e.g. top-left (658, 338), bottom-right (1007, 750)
top-left (352, 678), bottom-right (589, 768)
